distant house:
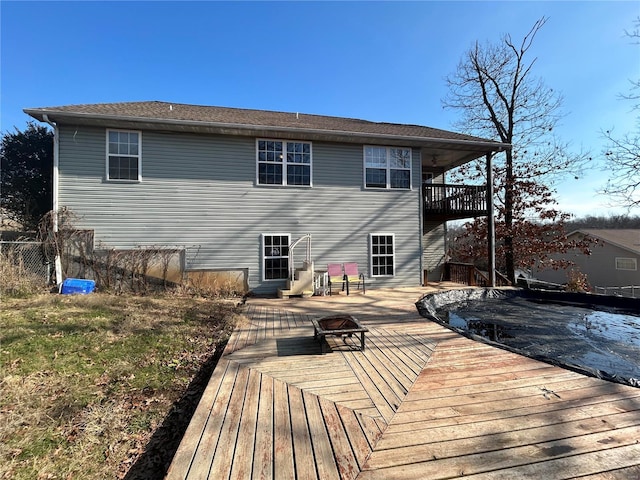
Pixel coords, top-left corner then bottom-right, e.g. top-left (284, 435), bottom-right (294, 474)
top-left (535, 229), bottom-right (640, 289)
top-left (25, 101), bottom-right (506, 294)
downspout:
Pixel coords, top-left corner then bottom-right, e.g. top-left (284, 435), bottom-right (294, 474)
top-left (418, 154), bottom-right (424, 285)
top-left (42, 114), bottom-right (63, 285)
top-left (486, 153), bottom-right (496, 287)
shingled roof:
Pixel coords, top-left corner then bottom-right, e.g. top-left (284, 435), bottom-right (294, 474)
top-left (25, 101), bottom-right (508, 167)
top-left (572, 229), bottom-right (640, 255)
top-left (27, 101), bottom-right (503, 143)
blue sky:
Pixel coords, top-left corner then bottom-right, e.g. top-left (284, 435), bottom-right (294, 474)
top-left (2, 1), bottom-right (638, 218)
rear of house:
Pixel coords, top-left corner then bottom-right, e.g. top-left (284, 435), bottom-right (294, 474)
top-left (25, 101), bottom-right (505, 294)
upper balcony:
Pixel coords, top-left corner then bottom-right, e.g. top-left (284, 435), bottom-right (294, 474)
top-left (423, 183), bottom-right (488, 221)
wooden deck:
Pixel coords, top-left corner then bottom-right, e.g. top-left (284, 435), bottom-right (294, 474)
top-left (166, 287), bottom-right (640, 479)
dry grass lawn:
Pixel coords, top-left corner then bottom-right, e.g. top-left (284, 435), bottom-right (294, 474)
top-left (0, 291), bottom-right (241, 479)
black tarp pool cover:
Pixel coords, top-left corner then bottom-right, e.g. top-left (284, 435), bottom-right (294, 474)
top-left (416, 289), bottom-right (640, 388)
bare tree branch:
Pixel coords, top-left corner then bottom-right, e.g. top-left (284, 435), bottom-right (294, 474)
top-left (442, 16), bottom-right (589, 282)
top-left (601, 17), bottom-right (640, 209)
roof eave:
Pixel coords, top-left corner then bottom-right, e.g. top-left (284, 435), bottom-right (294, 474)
top-left (25, 108), bottom-right (509, 150)
top-left (569, 229), bottom-right (640, 255)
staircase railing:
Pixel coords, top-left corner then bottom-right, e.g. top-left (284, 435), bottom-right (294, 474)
top-left (444, 262), bottom-right (511, 287)
top-left (288, 234), bottom-right (312, 281)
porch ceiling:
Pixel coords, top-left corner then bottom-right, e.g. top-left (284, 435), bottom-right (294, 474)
top-left (420, 144), bottom-right (498, 171)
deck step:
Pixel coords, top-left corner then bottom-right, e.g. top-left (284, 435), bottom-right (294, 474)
top-left (277, 288), bottom-right (314, 299)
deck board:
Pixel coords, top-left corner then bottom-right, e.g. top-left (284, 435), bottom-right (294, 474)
top-left (364, 335), bottom-right (423, 392)
top-left (376, 404), bottom-right (639, 450)
top-left (341, 347), bottom-right (400, 422)
top-left (319, 396), bottom-right (360, 480)
top-left (368, 330), bottom-right (433, 382)
top-left (288, 384), bottom-right (318, 480)
top-left (304, 390), bottom-right (340, 479)
top-left (335, 404), bottom-right (374, 469)
top-left (465, 446), bottom-right (640, 479)
top-left (355, 410), bottom-right (384, 450)
top-left (367, 411), bottom-right (640, 468)
top-left (167, 290), bottom-right (640, 480)
top-left (273, 378), bottom-right (295, 480)
top-left (253, 373), bottom-right (274, 480)
top-left (205, 365), bottom-right (250, 477)
top-left (166, 358), bottom-right (237, 478)
top-left (229, 368), bottom-right (262, 479)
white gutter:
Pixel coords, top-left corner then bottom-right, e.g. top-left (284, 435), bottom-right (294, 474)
top-left (42, 114), bottom-right (62, 285)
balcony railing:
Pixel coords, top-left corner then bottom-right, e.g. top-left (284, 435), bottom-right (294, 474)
top-left (423, 184), bottom-right (488, 221)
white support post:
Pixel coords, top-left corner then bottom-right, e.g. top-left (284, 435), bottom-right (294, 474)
top-left (486, 153), bottom-right (496, 287)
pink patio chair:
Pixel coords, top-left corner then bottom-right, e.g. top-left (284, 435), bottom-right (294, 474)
top-left (343, 262), bottom-right (365, 295)
top-left (327, 263), bottom-right (345, 295)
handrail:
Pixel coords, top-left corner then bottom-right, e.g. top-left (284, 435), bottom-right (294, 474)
top-left (444, 262), bottom-right (511, 287)
top-left (288, 234), bottom-right (312, 281)
top-left (594, 285), bottom-right (639, 298)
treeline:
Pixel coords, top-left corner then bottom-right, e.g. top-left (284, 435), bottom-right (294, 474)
top-left (447, 214), bottom-right (640, 242)
top-left (564, 214), bottom-right (640, 231)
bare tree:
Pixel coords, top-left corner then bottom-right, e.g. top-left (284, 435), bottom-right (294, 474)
top-left (443, 17), bottom-right (588, 282)
top-left (601, 17), bottom-right (640, 209)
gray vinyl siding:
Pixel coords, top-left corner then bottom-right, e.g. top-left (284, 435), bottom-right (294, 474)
top-left (58, 126), bottom-right (423, 293)
top-left (422, 221), bottom-right (446, 282)
top-left (421, 172), bottom-right (447, 283)
top-left (535, 241), bottom-right (640, 288)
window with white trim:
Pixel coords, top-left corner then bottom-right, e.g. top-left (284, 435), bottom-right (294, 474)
top-left (257, 140), bottom-right (312, 186)
top-left (262, 233), bottom-right (290, 280)
top-left (615, 257), bottom-right (637, 271)
top-left (370, 233), bottom-right (395, 277)
top-left (364, 146), bottom-right (411, 189)
top-left (107, 129), bottom-right (141, 181)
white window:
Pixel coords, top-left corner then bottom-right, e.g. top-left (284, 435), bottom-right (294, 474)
top-left (615, 257), bottom-right (637, 271)
top-left (364, 146), bottom-right (412, 189)
top-left (370, 233), bottom-right (395, 277)
top-left (262, 233), bottom-right (290, 280)
top-left (257, 140), bottom-right (312, 186)
top-left (106, 129), bottom-right (141, 181)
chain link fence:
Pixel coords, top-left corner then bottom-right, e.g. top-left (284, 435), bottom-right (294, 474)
top-left (0, 241), bottom-right (51, 283)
